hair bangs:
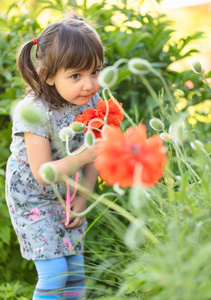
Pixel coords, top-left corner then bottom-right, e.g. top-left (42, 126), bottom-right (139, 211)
top-left (57, 24), bottom-right (104, 72)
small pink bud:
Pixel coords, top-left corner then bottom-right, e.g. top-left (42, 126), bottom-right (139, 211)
top-left (185, 80), bottom-right (194, 89)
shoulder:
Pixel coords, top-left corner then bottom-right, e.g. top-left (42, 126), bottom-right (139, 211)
top-left (15, 94), bottom-right (48, 112)
top-left (13, 94), bottom-right (49, 121)
top-left (11, 94), bottom-right (50, 137)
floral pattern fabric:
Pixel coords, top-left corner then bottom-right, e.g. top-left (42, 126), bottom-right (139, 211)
top-left (5, 93), bottom-right (99, 261)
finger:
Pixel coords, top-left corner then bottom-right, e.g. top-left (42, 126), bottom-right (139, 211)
top-left (61, 215), bottom-right (75, 224)
top-left (65, 217), bottom-right (85, 229)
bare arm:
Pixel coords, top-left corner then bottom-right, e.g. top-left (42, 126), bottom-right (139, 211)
top-left (79, 163), bottom-right (99, 199)
top-left (24, 132), bottom-right (96, 185)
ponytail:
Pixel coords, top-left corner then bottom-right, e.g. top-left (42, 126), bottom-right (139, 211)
top-left (17, 41), bottom-right (41, 96)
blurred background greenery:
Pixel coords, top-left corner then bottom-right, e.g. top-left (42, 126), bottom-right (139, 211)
top-left (0, 0), bottom-right (211, 299)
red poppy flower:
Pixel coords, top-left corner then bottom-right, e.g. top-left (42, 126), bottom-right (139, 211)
top-left (94, 124), bottom-right (166, 188)
top-left (75, 98), bottom-right (124, 138)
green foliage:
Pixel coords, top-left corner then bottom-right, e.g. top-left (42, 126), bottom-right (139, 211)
top-left (0, 281), bottom-right (33, 300)
top-left (0, 0), bottom-right (210, 299)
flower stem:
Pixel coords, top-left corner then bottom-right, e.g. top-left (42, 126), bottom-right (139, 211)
top-left (152, 68), bottom-right (176, 110)
top-left (102, 87), bottom-right (136, 127)
top-left (86, 126), bottom-right (102, 132)
top-left (138, 74), bottom-right (161, 106)
top-left (66, 136), bottom-right (87, 156)
top-left (113, 58), bottom-right (129, 69)
top-left (173, 141), bottom-right (201, 182)
top-left (52, 184), bottom-right (118, 217)
top-left (55, 176), bottom-right (158, 244)
top-left (87, 118), bottom-right (104, 131)
top-left (201, 73), bottom-right (211, 91)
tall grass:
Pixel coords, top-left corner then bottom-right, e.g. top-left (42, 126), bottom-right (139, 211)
top-left (82, 60), bottom-right (211, 300)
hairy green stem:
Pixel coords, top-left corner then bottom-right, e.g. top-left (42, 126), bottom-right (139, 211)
top-left (86, 126), bottom-right (102, 132)
top-left (173, 141), bottom-right (201, 182)
top-left (201, 73), bottom-right (211, 91)
top-left (152, 68), bottom-right (176, 110)
top-left (113, 58), bottom-right (129, 69)
top-left (102, 87), bottom-right (136, 127)
top-left (54, 176), bottom-right (158, 244)
top-left (65, 136), bottom-right (87, 156)
top-left (138, 74), bottom-right (161, 106)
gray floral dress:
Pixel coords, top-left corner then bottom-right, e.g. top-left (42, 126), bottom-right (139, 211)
top-left (5, 93), bottom-right (99, 261)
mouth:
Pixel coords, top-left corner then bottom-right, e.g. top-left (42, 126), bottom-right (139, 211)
top-left (81, 94), bottom-right (93, 98)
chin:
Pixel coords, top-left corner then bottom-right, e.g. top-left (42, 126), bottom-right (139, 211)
top-left (79, 97), bottom-right (93, 105)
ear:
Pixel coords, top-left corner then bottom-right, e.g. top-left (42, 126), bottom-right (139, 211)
top-left (40, 67), bottom-right (55, 86)
top-left (46, 77), bottom-right (55, 86)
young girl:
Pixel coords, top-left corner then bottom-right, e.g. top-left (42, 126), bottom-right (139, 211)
top-left (5, 10), bottom-right (104, 300)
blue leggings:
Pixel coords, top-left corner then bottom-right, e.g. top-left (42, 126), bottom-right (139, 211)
top-left (33, 255), bottom-right (86, 300)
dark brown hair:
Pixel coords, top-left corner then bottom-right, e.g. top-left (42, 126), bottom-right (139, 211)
top-left (17, 10), bottom-right (104, 106)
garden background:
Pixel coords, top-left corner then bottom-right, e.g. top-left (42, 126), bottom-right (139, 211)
top-left (0, 0), bottom-right (211, 299)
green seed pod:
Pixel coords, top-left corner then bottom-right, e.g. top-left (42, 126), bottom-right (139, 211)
top-left (192, 61), bottom-right (203, 74)
top-left (99, 66), bottom-right (118, 88)
top-left (19, 104), bottom-right (45, 124)
top-left (59, 126), bottom-right (75, 142)
top-left (128, 58), bottom-right (152, 75)
top-left (84, 131), bottom-right (95, 147)
top-left (149, 118), bottom-right (164, 131)
top-left (39, 163), bottom-right (57, 184)
top-left (70, 122), bottom-right (86, 132)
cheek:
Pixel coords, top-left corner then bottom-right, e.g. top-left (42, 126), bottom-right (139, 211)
top-left (95, 79), bottom-right (100, 91)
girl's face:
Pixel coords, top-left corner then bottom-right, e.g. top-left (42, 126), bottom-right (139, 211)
top-left (46, 61), bottom-right (101, 106)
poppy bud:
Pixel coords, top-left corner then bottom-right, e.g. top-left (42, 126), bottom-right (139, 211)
top-left (190, 140), bottom-right (204, 151)
top-left (160, 132), bottom-right (173, 142)
top-left (113, 184), bottom-right (125, 196)
top-left (192, 61), bottom-right (203, 74)
top-left (169, 123), bottom-right (185, 144)
top-left (128, 58), bottom-right (152, 75)
top-left (70, 122), bottom-right (86, 132)
top-left (59, 126), bottom-right (75, 142)
top-left (99, 66), bottom-right (118, 88)
top-left (149, 118), bottom-right (164, 131)
top-left (129, 185), bottom-right (147, 209)
top-left (125, 218), bottom-right (145, 249)
top-left (84, 131), bottom-right (95, 147)
top-left (19, 104), bottom-right (45, 124)
top-left (39, 163), bottom-right (57, 184)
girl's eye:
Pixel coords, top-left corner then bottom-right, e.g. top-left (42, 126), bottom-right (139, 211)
top-left (92, 69), bottom-right (100, 76)
top-left (71, 74), bottom-right (80, 79)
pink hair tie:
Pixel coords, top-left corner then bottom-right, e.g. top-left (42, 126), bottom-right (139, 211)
top-left (65, 172), bottom-right (80, 227)
top-left (33, 38), bottom-right (37, 45)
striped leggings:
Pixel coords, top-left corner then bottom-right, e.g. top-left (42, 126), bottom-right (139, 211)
top-left (33, 255), bottom-right (86, 300)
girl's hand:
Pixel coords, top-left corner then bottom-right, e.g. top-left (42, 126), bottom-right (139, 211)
top-left (79, 144), bottom-right (96, 165)
top-left (61, 196), bottom-right (87, 229)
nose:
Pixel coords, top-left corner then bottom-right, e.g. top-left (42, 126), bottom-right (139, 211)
top-left (82, 76), bottom-right (94, 91)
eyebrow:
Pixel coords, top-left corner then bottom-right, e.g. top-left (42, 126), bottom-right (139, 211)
top-left (66, 65), bottom-right (102, 74)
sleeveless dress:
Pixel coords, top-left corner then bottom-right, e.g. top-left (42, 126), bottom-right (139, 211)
top-left (5, 93), bottom-right (99, 261)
